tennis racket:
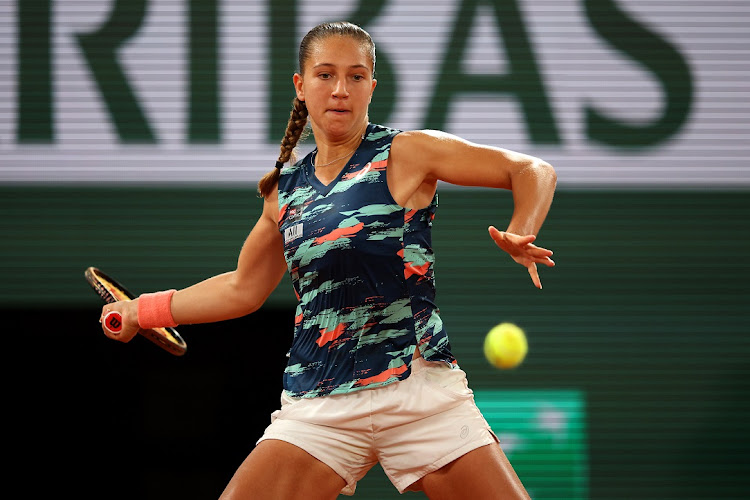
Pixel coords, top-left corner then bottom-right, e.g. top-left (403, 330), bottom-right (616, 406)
top-left (85, 266), bottom-right (187, 356)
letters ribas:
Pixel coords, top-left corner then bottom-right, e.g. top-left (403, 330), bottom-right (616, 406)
top-left (16, 0), bottom-right (691, 149)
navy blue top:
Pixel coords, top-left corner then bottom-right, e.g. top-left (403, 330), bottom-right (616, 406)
top-left (277, 123), bottom-right (457, 398)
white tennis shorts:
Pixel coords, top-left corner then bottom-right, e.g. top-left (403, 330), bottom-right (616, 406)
top-left (256, 357), bottom-right (499, 495)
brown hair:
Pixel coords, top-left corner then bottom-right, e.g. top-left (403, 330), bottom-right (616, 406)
top-left (257, 21), bottom-right (376, 198)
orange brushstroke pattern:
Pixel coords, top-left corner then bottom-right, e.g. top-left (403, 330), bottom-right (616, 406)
top-left (404, 209), bottom-right (417, 224)
top-left (356, 363), bottom-right (408, 386)
top-left (314, 222), bottom-right (365, 245)
top-left (329, 334), bottom-right (354, 349)
top-left (342, 159), bottom-right (388, 181)
top-left (404, 261), bottom-right (430, 279)
top-left (316, 322), bottom-right (348, 347)
top-left (341, 164), bottom-right (369, 181)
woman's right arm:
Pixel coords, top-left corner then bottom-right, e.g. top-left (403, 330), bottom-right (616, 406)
top-left (101, 190), bottom-right (287, 342)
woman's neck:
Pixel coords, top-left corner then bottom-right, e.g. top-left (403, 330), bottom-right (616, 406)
top-left (311, 123), bottom-right (368, 168)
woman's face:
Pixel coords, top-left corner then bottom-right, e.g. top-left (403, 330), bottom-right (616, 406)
top-left (294, 35), bottom-right (377, 141)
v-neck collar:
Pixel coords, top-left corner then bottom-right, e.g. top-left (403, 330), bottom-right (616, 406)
top-left (304, 124), bottom-right (374, 196)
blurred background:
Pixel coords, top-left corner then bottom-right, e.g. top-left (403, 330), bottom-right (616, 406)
top-left (2, 1), bottom-right (748, 498)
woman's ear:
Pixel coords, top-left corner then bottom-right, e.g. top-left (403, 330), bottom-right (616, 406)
top-left (369, 79), bottom-right (377, 103)
top-left (293, 73), bottom-right (305, 101)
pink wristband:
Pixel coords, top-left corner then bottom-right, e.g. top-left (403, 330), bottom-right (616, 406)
top-left (137, 289), bottom-right (178, 329)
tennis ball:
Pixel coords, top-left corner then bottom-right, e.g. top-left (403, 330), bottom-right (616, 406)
top-left (483, 322), bottom-right (528, 369)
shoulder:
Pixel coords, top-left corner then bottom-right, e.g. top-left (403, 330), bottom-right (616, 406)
top-left (261, 183), bottom-right (280, 223)
top-left (278, 152), bottom-right (311, 189)
top-left (365, 123), bottom-right (402, 146)
top-left (393, 129), bottom-right (463, 146)
top-left (367, 123), bottom-right (459, 149)
top-left (391, 129), bottom-right (462, 164)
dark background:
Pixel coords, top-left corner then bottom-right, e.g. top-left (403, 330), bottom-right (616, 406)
top-left (13, 308), bottom-right (290, 499)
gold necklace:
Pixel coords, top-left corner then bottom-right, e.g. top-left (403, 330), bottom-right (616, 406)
top-left (313, 130), bottom-right (367, 168)
top-left (313, 147), bottom-right (357, 168)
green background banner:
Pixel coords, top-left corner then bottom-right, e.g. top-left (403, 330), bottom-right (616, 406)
top-left (3, 187), bottom-right (749, 498)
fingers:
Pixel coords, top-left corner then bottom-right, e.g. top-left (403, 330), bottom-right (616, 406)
top-left (529, 247), bottom-right (555, 267)
top-left (528, 263), bottom-right (542, 289)
top-left (102, 311), bottom-right (123, 336)
top-left (100, 306), bottom-right (121, 340)
top-left (489, 228), bottom-right (554, 261)
top-left (487, 226), bottom-right (504, 247)
top-left (100, 303), bottom-right (138, 342)
top-left (489, 226), bottom-right (554, 286)
top-left (488, 226), bottom-right (536, 246)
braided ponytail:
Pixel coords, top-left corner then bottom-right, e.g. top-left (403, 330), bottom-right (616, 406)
top-left (257, 97), bottom-right (309, 198)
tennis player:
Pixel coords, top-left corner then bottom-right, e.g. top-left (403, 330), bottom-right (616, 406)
top-left (101, 21), bottom-right (556, 499)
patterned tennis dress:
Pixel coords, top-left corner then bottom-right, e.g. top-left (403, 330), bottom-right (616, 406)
top-left (278, 123), bottom-right (457, 398)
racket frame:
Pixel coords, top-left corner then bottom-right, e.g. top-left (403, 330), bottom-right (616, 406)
top-left (85, 267), bottom-right (187, 356)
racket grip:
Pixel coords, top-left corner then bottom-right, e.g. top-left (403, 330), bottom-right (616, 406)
top-left (103, 311), bottom-right (124, 335)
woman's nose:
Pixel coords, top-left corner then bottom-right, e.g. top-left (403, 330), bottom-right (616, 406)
top-left (332, 79), bottom-right (349, 98)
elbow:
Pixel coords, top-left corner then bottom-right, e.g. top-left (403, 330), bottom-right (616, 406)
top-left (244, 298), bottom-right (264, 316)
top-left (226, 294), bottom-right (264, 321)
top-left (537, 160), bottom-right (557, 190)
top-left (227, 272), bottom-right (265, 318)
top-left (236, 287), bottom-right (267, 318)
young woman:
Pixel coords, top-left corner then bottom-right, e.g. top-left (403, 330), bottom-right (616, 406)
top-left (101, 21), bottom-right (556, 499)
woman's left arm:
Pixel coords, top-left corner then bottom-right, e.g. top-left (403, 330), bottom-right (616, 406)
top-left (391, 130), bottom-right (557, 288)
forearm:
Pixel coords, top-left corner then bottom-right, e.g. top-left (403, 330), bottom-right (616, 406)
top-left (505, 160), bottom-right (557, 236)
top-left (167, 271), bottom-right (267, 325)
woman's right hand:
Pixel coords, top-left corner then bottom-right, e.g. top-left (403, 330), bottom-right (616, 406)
top-left (100, 299), bottom-right (140, 343)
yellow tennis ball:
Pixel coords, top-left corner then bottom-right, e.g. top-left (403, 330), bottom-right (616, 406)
top-left (483, 322), bottom-right (528, 369)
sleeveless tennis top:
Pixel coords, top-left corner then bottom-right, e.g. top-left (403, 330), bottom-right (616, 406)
top-left (277, 123), bottom-right (457, 398)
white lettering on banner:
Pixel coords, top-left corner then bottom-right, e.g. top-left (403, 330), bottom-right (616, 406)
top-left (0, 0), bottom-right (748, 187)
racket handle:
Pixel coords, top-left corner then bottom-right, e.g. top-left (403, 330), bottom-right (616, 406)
top-left (103, 311), bottom-right (124, 335)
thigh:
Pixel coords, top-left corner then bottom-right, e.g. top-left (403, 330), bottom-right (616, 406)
top-left (411, 443), bottom-right (530, 500)
top-left (219, 439), bottom-right (346, 500)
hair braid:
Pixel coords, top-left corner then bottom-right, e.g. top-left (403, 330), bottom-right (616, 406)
top-left (257, 97), bottom-right (309, 198)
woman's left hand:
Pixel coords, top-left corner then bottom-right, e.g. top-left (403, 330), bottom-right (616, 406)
top-left (488, 226), bottom-right (555, 289)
